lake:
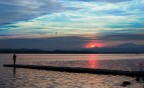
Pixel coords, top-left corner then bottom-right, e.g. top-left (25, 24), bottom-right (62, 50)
top-left (1, 54), bottom-right (144, 88)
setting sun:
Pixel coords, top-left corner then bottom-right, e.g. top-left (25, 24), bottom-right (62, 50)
top-left (84, 40), bottom-right (104, 48)
top-left (90, 45), bottom-right (96, 48)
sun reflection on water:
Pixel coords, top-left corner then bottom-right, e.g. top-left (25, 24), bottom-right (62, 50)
top-left (88, 54), bottom-right (98, 69)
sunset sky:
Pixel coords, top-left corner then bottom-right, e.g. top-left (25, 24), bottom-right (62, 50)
top-left (0, 0), bottom-right (144, 50)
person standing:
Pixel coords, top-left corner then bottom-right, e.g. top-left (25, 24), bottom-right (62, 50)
top-left (13, 54), bottom-right (17, 65)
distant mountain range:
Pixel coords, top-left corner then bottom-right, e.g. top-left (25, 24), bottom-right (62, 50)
top-left (88, 43), bottom-right (144, 53)
top-left (0, 43), bottom-right (144, 54)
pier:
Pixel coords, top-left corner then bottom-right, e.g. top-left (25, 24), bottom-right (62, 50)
top-left (3, 64), bottom-right (143, 77)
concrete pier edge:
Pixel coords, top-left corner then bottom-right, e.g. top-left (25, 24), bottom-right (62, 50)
top-left (3, 64), bottom-right (143, 77)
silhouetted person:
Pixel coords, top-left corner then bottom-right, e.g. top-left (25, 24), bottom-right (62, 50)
top-left (13, 54), bottom-right (17, 65)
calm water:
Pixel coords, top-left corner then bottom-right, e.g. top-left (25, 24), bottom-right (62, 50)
top-left (1, 54), bottom-right (144, 88)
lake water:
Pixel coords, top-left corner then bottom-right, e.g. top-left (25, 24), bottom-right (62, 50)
top-left (1, 54), bottom-right (144, 88)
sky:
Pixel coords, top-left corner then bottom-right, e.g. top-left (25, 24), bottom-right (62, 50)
top-left (0, 0), bottom-right (144, 50)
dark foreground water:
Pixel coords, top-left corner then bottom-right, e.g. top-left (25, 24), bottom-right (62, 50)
top-left (1, 54), bottom-right (144, 88)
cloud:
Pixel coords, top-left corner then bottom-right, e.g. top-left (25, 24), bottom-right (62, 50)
top-left (65, 0), bottom-right (131, 3)
top-left (0, 36), bottom-right (89, 50)
top-left (99, 34), bottom-right (144, 41)
top-left (0, 0), bottom-right (144, 39)
top-left (0, 0), bottom-right (63, 24)
top-left (0, 34), bottom-right (143, 50)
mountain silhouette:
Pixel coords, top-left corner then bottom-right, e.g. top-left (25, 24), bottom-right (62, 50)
top-left (87, 43), bottom-right (144, 53)
top-left (0, 43), bottom-right (144, 53)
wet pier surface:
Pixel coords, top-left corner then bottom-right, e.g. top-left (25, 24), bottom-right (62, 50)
top-left (3, 64), bottom-right (143, 77)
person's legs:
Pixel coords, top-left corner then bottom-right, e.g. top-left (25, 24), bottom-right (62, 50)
top-left (14, 60), bottom-right (16, 65)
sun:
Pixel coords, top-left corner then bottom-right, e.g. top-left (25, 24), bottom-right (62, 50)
top-left (84, 40), bottom-right (104, 48)
top-left (90, 45), bottom-right (96, 48)
top-left (87, 44), bottom-right (98, 48)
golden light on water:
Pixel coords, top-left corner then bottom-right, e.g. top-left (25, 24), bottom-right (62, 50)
top-left (88, 54), bottom-right (98, 68)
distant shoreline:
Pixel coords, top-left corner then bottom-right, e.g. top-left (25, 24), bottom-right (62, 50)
top-left (0, 52), bottom-right (144, 54)
top-left (0, 48), bottom-right (144, 54)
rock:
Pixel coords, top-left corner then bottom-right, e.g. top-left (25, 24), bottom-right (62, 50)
top-left (135, 77), bottom-right (141, 81)
top-left (121, 81), bottom-right (131, 87)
